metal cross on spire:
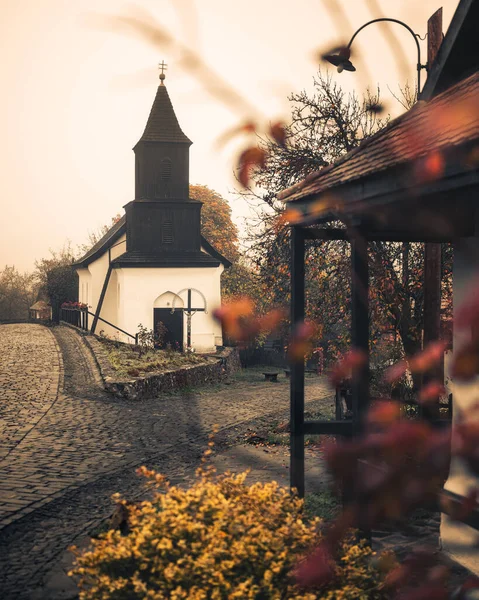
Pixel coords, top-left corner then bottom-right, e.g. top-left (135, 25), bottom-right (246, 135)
top-left (159, 60), bottom-right (168, 84)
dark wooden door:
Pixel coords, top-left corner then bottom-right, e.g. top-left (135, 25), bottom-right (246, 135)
top-left (154, 308), bottom-right (183, 351)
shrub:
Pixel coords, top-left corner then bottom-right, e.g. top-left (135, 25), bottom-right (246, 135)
top-left (70, 461), bottom-right (390, 599)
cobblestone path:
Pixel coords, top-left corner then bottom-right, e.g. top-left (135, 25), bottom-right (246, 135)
top-left (0, 324), bottom-right (62, 462)
top-left (0, 324), bottom-right (333, 599)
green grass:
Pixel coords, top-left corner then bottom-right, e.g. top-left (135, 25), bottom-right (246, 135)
top-left (97, 337), bottom-right (210, 380)
top-left (304, 489), bottom-right (340, 521)
top-left (264, 432), bottom-right (323, 447)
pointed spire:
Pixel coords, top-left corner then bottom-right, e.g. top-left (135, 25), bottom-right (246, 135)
top-left (137, 71), bottom-right (192, 145)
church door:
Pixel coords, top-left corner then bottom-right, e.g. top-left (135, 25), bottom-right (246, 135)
top-left (153, 308), bottom-right (183, 351)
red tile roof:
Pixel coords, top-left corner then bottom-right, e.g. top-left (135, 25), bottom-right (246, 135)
top-left (279, 70), bottom-right (479, 204)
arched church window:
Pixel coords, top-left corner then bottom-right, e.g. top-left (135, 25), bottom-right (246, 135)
top-left (162, 221), bottom-right (174, 244)
top-left (161, 158), bottom-right (172, 180)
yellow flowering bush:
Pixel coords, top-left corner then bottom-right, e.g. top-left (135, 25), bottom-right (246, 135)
top-left (70, 463), bottom-right (389, 599)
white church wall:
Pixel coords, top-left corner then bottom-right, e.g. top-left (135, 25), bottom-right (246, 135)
top-left (75, 234), bottom-right (127, 338)
top-left (99, 268), bottom-right (120, 340)
top-left (77, 268), bottom-right (91, 306)
top-left (441, 238), bottom-right (479, 575)
top-left (118, 266), bottom-right (224, 352)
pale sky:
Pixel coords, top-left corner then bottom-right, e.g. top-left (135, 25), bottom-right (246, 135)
top-left (0, 0), bottom-right (457, 273)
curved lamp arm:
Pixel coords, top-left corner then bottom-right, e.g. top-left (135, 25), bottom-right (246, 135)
top-left (328, 17), bottom-right (427, 92)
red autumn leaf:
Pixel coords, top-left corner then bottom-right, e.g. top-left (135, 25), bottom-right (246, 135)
top-left (288, 321), bottom-right (317, 362)
top-left (277, 208), bottom-right (303, 226)
top-left (414, 151), bottom-right (445, 183)
top-left (419, 381), bottom-right (446, 405)
top-left (213, 297), bottom-right (254, 340)
top-left (258, 308), bottom-right (285, 332)
top-left (380, 422), bottom-right (431, 461)
top-left (270, 121), bottom-right (287, 147)
top-left (409, 341), bottom-right (447, 373)
top-left (384, 359), bottom-right (407, 383)
top-left (366, 401), bottom-right (401, 428)
top-left (293, 543), bottom-right (335, 588)
top-left (329, 349), bottom-right (367, 386)
top-left (237, 146), bottom-right (267, 187)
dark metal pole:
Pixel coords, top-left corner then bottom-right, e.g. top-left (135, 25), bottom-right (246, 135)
top-left (290, 226), bottom-right (305, 497)
top-left (346, 18), bottom-right (425, 92)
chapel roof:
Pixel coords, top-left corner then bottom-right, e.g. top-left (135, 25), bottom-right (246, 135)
top-left (73, 214), bottom-right (231, 269)
top-left (136, 83), bottom-right (192, 146)
top-left (278, 70), bottom-right (479, 205)
top-left (73, 216), bottom-right (126, 268)
top-left (30, 300), bottom-right (50, 310)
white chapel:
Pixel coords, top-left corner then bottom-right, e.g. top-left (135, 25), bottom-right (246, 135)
top-left (74, 69), bottom-right (230, 352)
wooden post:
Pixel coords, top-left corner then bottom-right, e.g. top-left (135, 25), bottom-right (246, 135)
top-left (350, 235), bottom-right (370, 541)
top-left (423, 8), bottom-right (444, 421)
top-left (351, 236), bottom-right (369, 435)
top-left (290, 226), bottom-right (305, 497)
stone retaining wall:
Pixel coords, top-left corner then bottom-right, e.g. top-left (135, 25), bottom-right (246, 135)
top-left (82, 334), bottom-right (240, 400)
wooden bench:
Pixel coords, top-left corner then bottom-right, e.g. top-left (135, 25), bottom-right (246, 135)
top-left (263, 372), bottom-right (279, 382)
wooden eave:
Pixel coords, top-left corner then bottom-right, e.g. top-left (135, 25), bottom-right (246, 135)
top-left (287, 139), bottom-right (479, 243)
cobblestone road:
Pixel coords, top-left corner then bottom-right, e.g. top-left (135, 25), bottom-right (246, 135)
top-left (0, 323), bottom-right (333, 598)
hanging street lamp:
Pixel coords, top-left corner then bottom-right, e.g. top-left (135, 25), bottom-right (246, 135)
top-left (323, 18), bottom-right (429, 91)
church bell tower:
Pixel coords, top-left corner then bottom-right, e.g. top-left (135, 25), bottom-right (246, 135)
top-left (121, 63), bottom-right (218, 266)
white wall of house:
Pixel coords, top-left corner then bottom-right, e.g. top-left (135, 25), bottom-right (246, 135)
top-left (75, 234), bottom-right (126, 339)
top-left (77, 268), bottom-right (91, 307)
top-left (117, 265), bottom-right (224, 352)
top-left (441, 238), bottom-right (479, 575)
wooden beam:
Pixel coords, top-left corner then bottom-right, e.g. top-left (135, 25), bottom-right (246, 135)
top-left (301, 228), bottom-right (349, 241)
top-left (91, 265), bottom-right (113, 335)
top-left (300, 227), bottom-right (456, 243)
top-left (290, 226), bottom-right (305, 497)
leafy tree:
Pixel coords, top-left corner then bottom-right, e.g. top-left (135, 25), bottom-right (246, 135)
top-left (35, 242), bottom-right (79, 323)
top-left (78, 214), bottom-right (122, 255)
top-left (0, 266), bottom-right (38, 321)
top-left (189, 184), bottom-right (265, 306)
top-left (245, 70), bottom-right (452, 373)
top-left (47, 266), bottom-right (79, 323)
top-left (189, 184), bottom-right (240, 263)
